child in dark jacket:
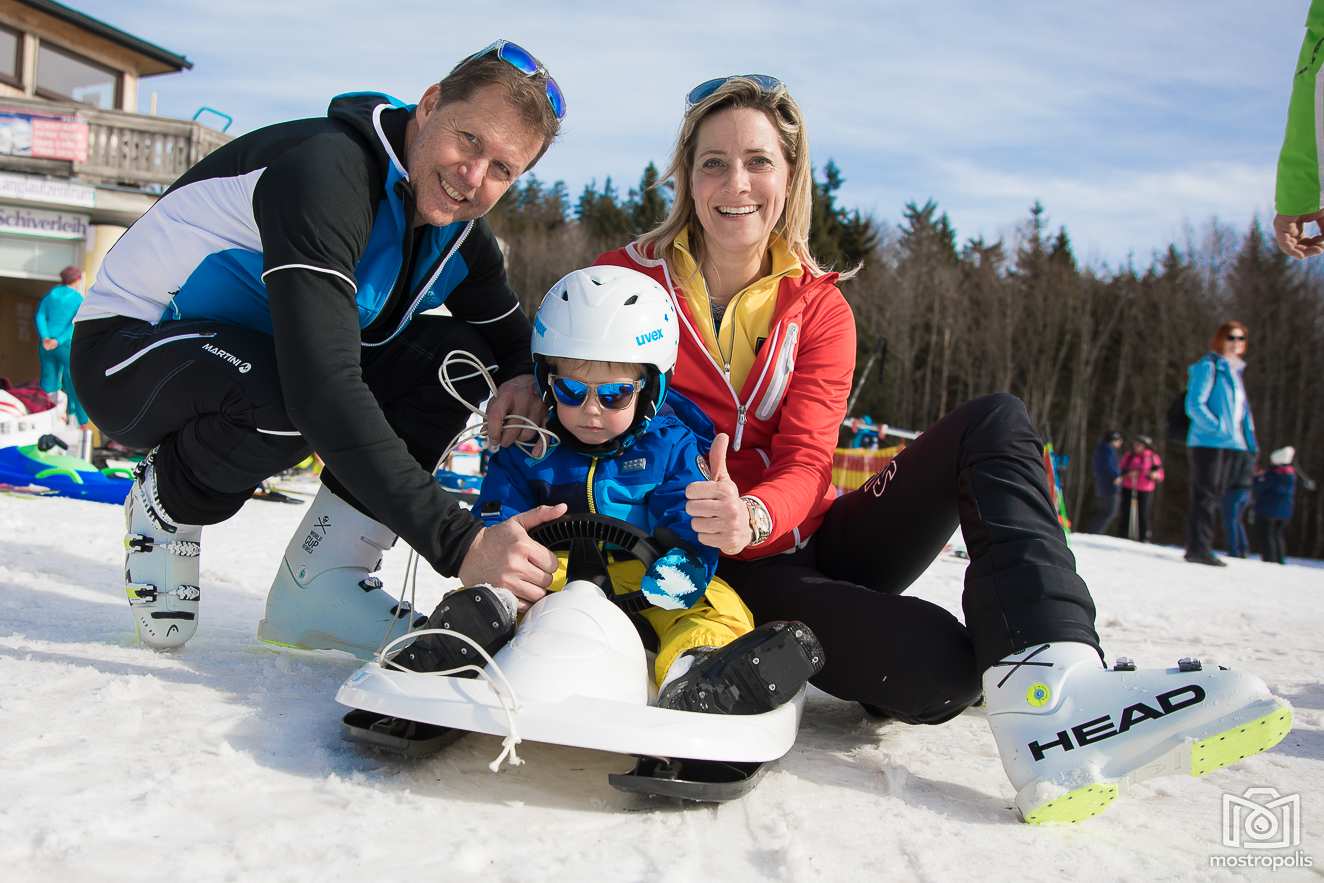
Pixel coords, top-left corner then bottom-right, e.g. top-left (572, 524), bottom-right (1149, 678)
top-left (1254, 446), bottom-right (1300, 564)
top-left (400, 266), bottom-right (824, 715)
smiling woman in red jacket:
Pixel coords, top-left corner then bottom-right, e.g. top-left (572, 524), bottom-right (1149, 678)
top-left (594, 74), bottom-right (1291, 824)
top-left (597, 74), bottom-right (1099, 714)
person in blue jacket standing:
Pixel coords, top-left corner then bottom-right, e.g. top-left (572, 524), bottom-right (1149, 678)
top-left (1087, 430), bottom-right (1123, 534)
top-left (1222, 451), bottom-right (1255, 558)
top-left (34, 265), bottom-right (88, 427)
top-left (1255, 447), bottom-right (1303, 564)
top-left (1184, 320), bottom-right (1256, 566)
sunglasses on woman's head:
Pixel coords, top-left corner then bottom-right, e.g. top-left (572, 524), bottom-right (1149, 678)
top-left (549, 375), bottom-right (642, 410)
top-left (462, 39), bottom-right (566, 120)
top-left (686, 74), bottom-right (783, 109)
top-left (1227, 334), bottom-right (1246, 341)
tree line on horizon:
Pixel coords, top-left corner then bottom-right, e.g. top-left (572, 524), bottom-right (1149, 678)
top-left (486, 160), bottom-right (1324, 558)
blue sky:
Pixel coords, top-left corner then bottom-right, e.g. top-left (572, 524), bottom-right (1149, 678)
top-left (80, 0), bottom-right (1298, 268)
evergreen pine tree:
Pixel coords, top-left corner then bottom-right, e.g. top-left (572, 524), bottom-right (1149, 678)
top-left (629, 162), bottom-right (669, 235)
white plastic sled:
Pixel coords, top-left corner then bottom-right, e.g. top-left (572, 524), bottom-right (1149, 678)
top-left (336, 514), bottom-right (806, 802)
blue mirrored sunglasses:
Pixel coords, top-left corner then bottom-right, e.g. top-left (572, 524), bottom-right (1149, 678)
top-left (465, 39), bottom-right (566, 120)
top-left (549, 375), bottom-right (642, 411)
top-left (685, 74), bottom-right (783, 109)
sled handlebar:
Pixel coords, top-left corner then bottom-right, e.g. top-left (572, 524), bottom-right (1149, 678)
top-left (526, 513), bottom-right (664, 572)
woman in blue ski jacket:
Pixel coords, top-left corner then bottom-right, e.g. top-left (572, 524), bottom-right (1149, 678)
top-left (1183, 320), bottom-right (1256, 565)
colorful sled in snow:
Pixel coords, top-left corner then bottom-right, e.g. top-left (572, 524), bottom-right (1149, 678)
top-left (435, 468), bottom-right (482, 496)
top-left (0, 435), bottom-right (132, 504)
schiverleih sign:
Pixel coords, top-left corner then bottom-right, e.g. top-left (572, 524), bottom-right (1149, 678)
top-left (0, 205), bottom-right (88, 239)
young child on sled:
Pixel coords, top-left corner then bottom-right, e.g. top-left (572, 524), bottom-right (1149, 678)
top-left (395, 265), bottom-right (823, 713)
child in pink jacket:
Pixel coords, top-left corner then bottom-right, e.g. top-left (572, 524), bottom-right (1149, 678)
top-left (1118, 435), bottom-right (1165, 542)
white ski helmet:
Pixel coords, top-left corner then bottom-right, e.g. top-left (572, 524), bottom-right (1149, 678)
top-left (532, 266), bottom-right (677, 448)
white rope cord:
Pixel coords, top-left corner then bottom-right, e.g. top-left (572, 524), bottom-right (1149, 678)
top-left (367, 350), bottom-right (560, 770)
top-left (373, 350), bottom-right (560, 655)
top-left (376, 627), bottom-right (525, 771)
top-left (434, 349), bottom-right (559, 465)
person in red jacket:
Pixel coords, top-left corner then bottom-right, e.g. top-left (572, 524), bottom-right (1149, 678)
top-left (1117, 434), bottom-right (1165, 542)
top-left (594, 75), bottom-right (1290, 823)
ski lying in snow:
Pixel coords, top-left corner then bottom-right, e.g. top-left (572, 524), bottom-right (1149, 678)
top-left (251, 487), bottom-right (304, 505)
top-left (267, 484), bottom-right (315, 497)
top-left (340, 709), bottom-right (465, 758)
top-left (608, 755), bottom-right (769, 803)
top-left (0, 482), bottom-right (56, 497)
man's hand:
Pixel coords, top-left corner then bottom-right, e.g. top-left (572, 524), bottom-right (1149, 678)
top-left (457, 503), bottom-right (566, 610)
top-left (485, 374), bottom-right (546, 452)
top-left (41, 338), bottom-right (57, 351)
top-left (1273, 212), bottom-right (1324, 259)
top-left (685, 433), bottom-right (750, 555)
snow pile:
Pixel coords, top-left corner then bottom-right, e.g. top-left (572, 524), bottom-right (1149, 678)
top-left (1, 490), bottom-right (1320, 881)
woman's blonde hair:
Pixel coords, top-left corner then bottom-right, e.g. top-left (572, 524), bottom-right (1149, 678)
top-left (637, 76), bottom-right (850, 280)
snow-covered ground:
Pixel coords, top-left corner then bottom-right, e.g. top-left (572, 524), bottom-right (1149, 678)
top-left (1, 487), bottom-right (1320, 882)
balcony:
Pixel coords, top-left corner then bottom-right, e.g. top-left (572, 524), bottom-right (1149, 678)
top-left (0, 93), bottom-right (230, 189)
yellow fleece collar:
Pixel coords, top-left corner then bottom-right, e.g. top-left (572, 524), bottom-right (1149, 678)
top-left (672, 230), bottom-right (801, 392)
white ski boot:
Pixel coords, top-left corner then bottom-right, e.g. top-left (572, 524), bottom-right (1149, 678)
top-left (124, 449), bottom-right (203, 650)
top-left (257, 485), bottom-right (426, 658)
top-left (984, 642), bottom-right (1293, 824)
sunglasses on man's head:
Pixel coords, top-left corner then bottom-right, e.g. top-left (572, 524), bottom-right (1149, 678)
top-left (463, 39), bottom-right (566, 120)
top-left (549, 375), bottom-right (642, 410)
top-left (1227, 334), bottom-right (1247, 341)
top-left (686, 74), bottom-right (783, 109)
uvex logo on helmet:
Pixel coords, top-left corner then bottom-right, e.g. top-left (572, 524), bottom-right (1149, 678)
top-left (635, 328), bottom-right (663, 346)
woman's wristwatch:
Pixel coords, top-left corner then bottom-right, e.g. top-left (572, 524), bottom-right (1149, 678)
top-left (740, 495), bottom-right (773, 546)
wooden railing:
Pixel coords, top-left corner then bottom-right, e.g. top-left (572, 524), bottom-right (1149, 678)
top-left (0, 94), bottom-right (231, 188)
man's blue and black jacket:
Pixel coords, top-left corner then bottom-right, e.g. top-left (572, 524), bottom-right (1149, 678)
top-left (79, 92), bottom-right (533, 574)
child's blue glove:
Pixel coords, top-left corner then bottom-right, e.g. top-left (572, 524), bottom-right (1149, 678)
top-left (640, 547), bottom-right (709, 610)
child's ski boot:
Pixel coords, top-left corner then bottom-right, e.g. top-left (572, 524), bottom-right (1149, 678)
top-left (611, 621), bottom-right (825, 802)
top-left (342, 585), bottom-right (519, 758)
top-left (656, 620), bottom-right (825, 714)
top-left (389, 584), bottom-right (518, 673)
top-left (258, 485), bottom-right (425, 658)
top-left (984, 642), bottom-right (1293, 824)
top-left (123, 448), bottom-right (203, 650)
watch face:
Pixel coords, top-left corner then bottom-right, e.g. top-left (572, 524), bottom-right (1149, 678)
top-left (745, 497), bottom-right (771, 543)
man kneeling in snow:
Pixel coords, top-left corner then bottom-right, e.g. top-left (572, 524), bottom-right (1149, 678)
top-left (70, 41), bottom-right (572, 654)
